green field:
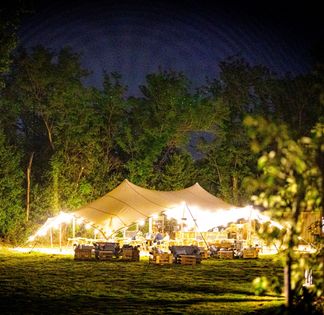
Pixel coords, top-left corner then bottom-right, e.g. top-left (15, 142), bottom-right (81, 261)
top-left (0, 248), bottom-right (285, 314)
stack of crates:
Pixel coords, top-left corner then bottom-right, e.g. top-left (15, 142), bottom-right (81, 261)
top-left (150, 253), bottom-right (173, 265)
top-left (122, 246), bottom-right (140, 261)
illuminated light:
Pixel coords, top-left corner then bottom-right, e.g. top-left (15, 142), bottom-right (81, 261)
top-left (94, 229), bottom-right (99, 235)
top-left (38, 230), bottom-right (47, 236)
top-left (28, 236), bottom-right (35, 242)
top-left (12, 247), bottom-right (74, 255)
top-left (152, 214), bottom-right (159, 219)
top-left (52, 222), bottom-right (60, 230)
top-left (60, 212), bottom-right (73, 223)
top-left (164, 204), bottom-right (284, 232)
top-left (76, 217), bottom-right (84, 224)
top-left (26, 205), bottom-right (285, 244)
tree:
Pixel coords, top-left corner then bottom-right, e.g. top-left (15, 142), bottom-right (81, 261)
top-left (198, 56), bottom-right (273, 204)
top-left (117, 69), bottom-right (200, 186)
top-left (154, 151), bottom-right (197, 190)
top-left (245, 116), bottom-right (323, 313)
top-left (0, 7), bottom-right (18, 89)
top-left (271, 74), bottom-right (322, 138)
top-left (0, 129), bottom-right (24, 243)
top-left (4, 46), bottom-right (101, 219)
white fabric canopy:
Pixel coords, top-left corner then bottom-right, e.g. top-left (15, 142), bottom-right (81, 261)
top-left (28, 179), bottom-right (282, 242)
top-left (74, 179), bottom-right (239, 234)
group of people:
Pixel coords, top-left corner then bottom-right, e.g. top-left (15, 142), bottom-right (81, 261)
top-left (151, 231), bottom-right (170, 244)
top-left (131, 230), bottom-right (170, 249)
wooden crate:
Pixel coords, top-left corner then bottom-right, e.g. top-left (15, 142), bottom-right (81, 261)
top-left (179, 255), bottom-right (196, 265)
top-left (122, 248), bottom-right (140, 261)
top-left (199, 248), bottom-right (209, 260)
top-left (243, 248), bottom-right (258, 259)
top-left (150, 253), bottom-right (173, 265)
top-left (74, 248), bottom-right (93, 260)
top-left (98, 250), bottom-right (114, 260)
top-left (219, 250), bottom-right (234, 259)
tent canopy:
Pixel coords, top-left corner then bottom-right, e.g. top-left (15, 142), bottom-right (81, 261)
top-left (28, 179), bottom-right (283, 243)
top-left (74, 179), bottom-right (240, 234)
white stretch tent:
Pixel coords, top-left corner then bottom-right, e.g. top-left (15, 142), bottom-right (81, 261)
top-left (28, 179), bottom-right (282, 242)
top-left (74, 179), bottom-right (239, 234)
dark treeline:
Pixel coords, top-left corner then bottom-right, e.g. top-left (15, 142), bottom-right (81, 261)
top-left (0, 21), bottom-right (323, 243)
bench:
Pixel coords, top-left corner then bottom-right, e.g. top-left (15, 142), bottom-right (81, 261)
top-left (94, 242), bottom-right (121, 260)
top-left (169, 245), bottom-right (202, 264)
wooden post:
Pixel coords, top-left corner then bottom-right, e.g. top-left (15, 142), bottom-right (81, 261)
top-left (72, 216), bottom-right (75, 239)
top-left (26, 152), bottom-right (34, 222)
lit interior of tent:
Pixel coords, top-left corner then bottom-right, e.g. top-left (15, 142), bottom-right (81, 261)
top-left (26, 179), bottom-right (284, 253)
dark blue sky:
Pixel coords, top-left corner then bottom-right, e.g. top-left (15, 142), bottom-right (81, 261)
top-left (18, 0), bottom-right (323, 96)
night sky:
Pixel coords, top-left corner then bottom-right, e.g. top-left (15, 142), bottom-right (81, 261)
top-left (16, 0), bottom-right (324, 95)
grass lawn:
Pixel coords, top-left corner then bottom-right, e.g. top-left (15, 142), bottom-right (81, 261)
top-left (0, 248), bottom-right (285, 314)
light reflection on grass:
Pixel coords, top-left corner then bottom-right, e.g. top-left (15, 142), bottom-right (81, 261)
top-left (0, 248), bottom-right (284, 314)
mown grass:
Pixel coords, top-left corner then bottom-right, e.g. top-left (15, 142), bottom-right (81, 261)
top-left (0, 248), bottom-right (285, 314)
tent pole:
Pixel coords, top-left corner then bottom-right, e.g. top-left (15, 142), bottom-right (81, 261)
top-left (161, 214), bottom-right (165, 233)
top-left (72, 216), bottom-right (75, 239)
top-left (59, 223), bottom-right (62, 252)
top-left (50, 227), bottom-right (53, 248)
top-left (148, 217), bottom-right (153, 234)
top-left (185, 203), bottom-right (210, 250)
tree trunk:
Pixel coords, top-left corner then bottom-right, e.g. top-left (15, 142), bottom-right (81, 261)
top-left (284, 252), bottom-right (293, 308)
top-left (232, 174), bottom-right (238, 205)
top-left (284, 225), bottom-right (295, 309)
top-left (43, 117), bottom-right (54, 150)
top-left (26, 152), bottom-right (34, 222)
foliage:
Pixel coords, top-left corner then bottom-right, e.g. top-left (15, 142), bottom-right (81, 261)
top-left (0, 7), bottom-right (18, 89)
top-left (154, 151), bottom-right (197, 190)
top-left (197, 57), bottom-right (275, 204)
top-left (252, 276), bottom-right (282, 296)
top-left (0, 129), bottom-right (24, 243)
top-left (117, 69), bottom-right (202, 186)
top-left (245, 116), bottom-right (323, 313)
top-left (0, 41), bottom-right (322, 248)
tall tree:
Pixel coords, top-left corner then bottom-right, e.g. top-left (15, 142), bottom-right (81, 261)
top-left (117, 69), bottom-right (200, 186)
top-left (198, 57), bottom-right (274, 204)
top-left (154, 151), bottom-right (197, 190)
top-left (0, 129), bottom-right (24, 243)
